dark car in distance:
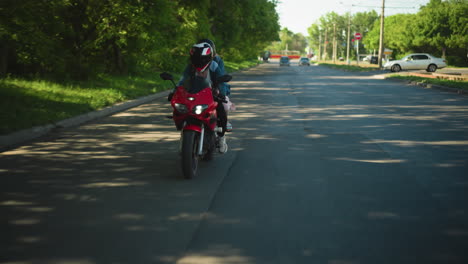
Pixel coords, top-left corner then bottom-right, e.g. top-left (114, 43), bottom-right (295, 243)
top-left (298, 57), bottom-right (310, 66)
top-left (280, 56), bottom-right (291, 66)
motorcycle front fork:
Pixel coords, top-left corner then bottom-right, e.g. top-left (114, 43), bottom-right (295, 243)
top-left (178, 129), bottom-right (203, 155)
top-left (179, 125), bottom-right (223, 155)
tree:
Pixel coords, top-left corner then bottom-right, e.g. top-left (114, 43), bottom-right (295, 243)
top-left (350, 10), bottom-right (379, 55)
top-left (0, 0), bottom-right (281, 78)
top-left (210, 0), bottom-right (280, 61)
top-left (364, 14), bottom-right (415, 58)
top-left (265, 28), bottom-right (306, 54)
top-left (306, 1), bottom-right (467, 66)
top-left (412, 0), bottom-right (468, 62)
top-left (290, 33), bottom-right (307, 52)
top-left (307, 11), bottom-right (374, 60)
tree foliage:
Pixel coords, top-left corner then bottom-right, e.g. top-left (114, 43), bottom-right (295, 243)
top-left (210, 0), bottom-right (280, 61)
top-left (307, 10), bottom-right (378, 60)
top-left (0, 0), bottom-right (280, 79)
top-left (265, 28), bottom-right (307, 54)
top-left (306, 0), bottom-right (467, 66)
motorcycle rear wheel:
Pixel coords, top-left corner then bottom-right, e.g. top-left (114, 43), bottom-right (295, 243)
top-left (181, 130), bottom-right (199, 179)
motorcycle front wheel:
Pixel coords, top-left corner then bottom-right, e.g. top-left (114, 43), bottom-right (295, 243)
top-left (181, 130), bottom-right (199, 179)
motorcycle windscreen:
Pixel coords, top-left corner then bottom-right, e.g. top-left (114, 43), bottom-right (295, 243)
top-left (183, 76), bottom-right (211, 94)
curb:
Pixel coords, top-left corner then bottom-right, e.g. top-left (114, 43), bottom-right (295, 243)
top-left (408, 81), bottom-right (468, 95)
top-left (381, 75), bottom-right (468, 96)
top-left (0, 90), bottom-right (170, 151)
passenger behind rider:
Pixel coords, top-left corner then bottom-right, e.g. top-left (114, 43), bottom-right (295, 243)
top-left (174, 41), bottom-right (230, 153)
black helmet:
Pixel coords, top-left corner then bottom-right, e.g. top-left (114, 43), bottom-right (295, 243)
top-left (198, 38), bottom-right (216, 55)
top-left (190, 42), bottom-right (214, 72)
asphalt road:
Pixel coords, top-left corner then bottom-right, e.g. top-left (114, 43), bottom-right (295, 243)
top-left (1, 62), bottom-right (468, 264)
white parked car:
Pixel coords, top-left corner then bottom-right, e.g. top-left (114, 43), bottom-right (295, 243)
top-left (383, 53), bottom-right (447, 72)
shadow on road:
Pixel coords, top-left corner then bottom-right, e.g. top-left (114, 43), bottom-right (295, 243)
top-left (1, 63), bottom-right (468, 264)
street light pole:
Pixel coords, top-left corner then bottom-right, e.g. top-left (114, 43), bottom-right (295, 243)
top-left (378, 0), bottom-right (385, 68)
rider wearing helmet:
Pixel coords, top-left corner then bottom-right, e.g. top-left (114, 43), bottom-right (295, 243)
top-left (190, 42), bottom-right (214, 74)
top-left (175, 41), bottom-right (230, 153)
top-left (197, 39), bottom-right (230, 93)
top-left (197, 39), bottom-right (233, 132)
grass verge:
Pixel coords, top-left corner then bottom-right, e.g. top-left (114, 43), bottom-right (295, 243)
top-left (317, 62), bottom-right (380, 72)
top-left (385, 75), bottom-right (468, 90)
top-left (225, 60), bottom-right (261, 72)
top-left (0, 59), bottom-right (258, 135)
top-left (0, 73), bottom-right (175, 135)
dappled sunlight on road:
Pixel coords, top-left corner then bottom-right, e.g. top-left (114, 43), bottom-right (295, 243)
top-left (332, 157), bottom-right (407, 164)
top-left (363, 139), bottom-right (468, 147)
top-left (1, 62), bottom-right (468, 263)
top-left (367, 211), bottom-right (401, 220)
top-left (177, 245), bottom-right (255, 264)
top-left (217, 63), bottom-right (468, 264)
top-left (79, 180), bottom-right (148, 188)
top-left (0, 95), bottom-right (231, 263)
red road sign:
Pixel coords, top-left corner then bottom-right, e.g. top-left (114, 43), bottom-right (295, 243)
top-left (354, 32), bottom-right (362, 40)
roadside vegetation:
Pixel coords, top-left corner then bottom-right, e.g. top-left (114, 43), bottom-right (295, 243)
top-left (225, 60), bottom-right (261, 72)
top-left (317, 62), bottom-right (380, 72)
top-left (0, 60), bottom-right (259, 135)
top-left (306, 0), bottom-right (467, 66)
top-left (0, 0), bottom-right (278, 135)
top-left (0, 74), bottom-right (164, 134)
top-left (317, 61), bottom-right (468, 90)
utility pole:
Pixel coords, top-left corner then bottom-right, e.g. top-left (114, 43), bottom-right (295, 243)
top-left (323, 29), bottom-right (328, 61)
top-left (378, 0), bottom-right (385, 68)
top-left (318, 32), bottom-right (322, 62)
top-left (356, 39), bottom-right (360, 66)
top-left (333, 23), bottom-right (336, 63)
top-left (346, 13), bottom-right (351, 65)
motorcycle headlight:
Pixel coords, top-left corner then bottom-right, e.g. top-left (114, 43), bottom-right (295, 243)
top-left (174, 103), bottom-right (188, 114)
top-left (193, 104), bottom-right (209, 115)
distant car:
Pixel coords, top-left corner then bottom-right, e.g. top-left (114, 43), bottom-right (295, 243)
top-left (383, 53), bottom-right (447, 72)
top-left (298, 57), bottom-right (310, 66)
top-left (279, 56), bottom-right (291, 66)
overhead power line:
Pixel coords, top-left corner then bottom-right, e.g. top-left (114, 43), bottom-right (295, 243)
top-left (352, 4), bottom-right (416, 9)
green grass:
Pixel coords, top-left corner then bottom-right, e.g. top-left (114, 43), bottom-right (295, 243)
top-left (318, 62), bottom-right (380, 72)
top-left (0, 73), bottom-right (176, 135)
top-left (0, 59), bottom-right (259, 135)
top-left (318, 62), bottom-right (468, 90)
top-left (385, 75), bottom-right (468, 90)
top-left (225, 60), bottom-right (261, 72)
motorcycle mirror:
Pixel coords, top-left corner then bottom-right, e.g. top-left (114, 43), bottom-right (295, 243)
top-left (217, 75), bottom-right (232, 83)
top-left (160, 72), bottom-right (174, 81)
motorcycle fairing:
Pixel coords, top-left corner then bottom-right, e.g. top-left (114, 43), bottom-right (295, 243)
top-left (171, 86), bottom-right (218, 131)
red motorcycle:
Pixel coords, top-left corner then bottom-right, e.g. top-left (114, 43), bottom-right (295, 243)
top-left (160, 72), bottom-right (232, 179)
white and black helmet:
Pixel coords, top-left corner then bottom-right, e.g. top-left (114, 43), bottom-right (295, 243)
top-left (190, 42), bottom-right (214, 73)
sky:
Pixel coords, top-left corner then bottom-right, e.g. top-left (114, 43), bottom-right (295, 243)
top-left (276, 0), bottom-right (431, 36)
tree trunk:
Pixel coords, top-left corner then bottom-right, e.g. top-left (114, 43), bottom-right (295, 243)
top-left (113, 42), bottom-right (126, 74)
top-left (0, 41), bottom-right (8, 76)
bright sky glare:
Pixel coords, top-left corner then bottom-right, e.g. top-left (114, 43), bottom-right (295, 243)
top-left (277, 0), bottom-right (431, 36)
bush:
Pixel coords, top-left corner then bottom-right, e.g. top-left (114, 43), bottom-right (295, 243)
top-left (445, 56), bottom-right (468, 67)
